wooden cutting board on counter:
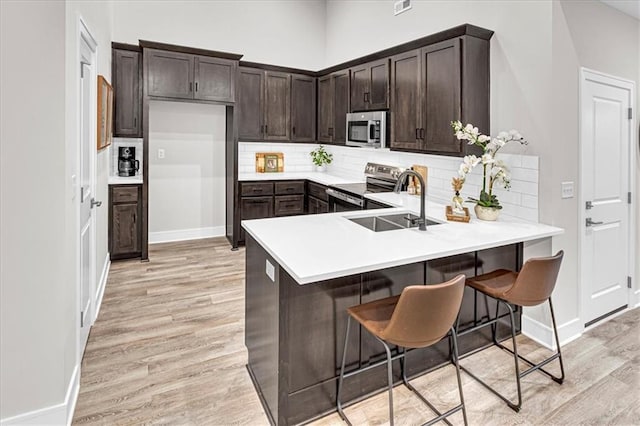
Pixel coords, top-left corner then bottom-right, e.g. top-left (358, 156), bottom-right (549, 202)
top-left (412, 165), bottom-right (428, 195)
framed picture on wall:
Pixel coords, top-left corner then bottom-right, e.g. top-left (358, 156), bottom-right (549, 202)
top-left (97, 75), bottom-right (113, 151)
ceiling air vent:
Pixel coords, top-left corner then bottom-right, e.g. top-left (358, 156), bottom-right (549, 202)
top-left (394, 0), bottom-right (412, 16)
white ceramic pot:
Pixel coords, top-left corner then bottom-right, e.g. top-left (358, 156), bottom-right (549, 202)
top-left (316, 165), bottom-right (326, 172)
top-left (474, 204), bottom-right (500, 221)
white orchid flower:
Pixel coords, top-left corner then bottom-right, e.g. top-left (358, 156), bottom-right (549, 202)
top-left (481, 153), bottom-right (495, 165)
top-left (497, 131), bottom-right (509, 140)
top-left (492, 137), bottom-right (506, 148)
top-left (478, 134), bottom-right (491, 143)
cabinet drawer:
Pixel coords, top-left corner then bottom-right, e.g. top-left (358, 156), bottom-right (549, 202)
top-left (307, 182), bottom-right (329, 202)
top-left (275, 181), bottom-right (305, 195)
top-left (112, 186), bottom-right (139, 203)
top-left (274, 195), bottom-right (304, 216)
top-left (241, 182), bottom-right (274, 197)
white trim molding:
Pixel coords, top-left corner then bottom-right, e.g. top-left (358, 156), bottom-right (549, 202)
top-left (0, 365), bottom-right (79, 426)
top-left (94, 252), bottom-right (111, 323)
top-left (149, 226), bottom-right (225, 244)
top-left (522, 314), bottom-right (582, 350)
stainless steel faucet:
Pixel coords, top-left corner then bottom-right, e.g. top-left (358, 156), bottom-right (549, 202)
top-left (393, 170), bottom-right (427, 231)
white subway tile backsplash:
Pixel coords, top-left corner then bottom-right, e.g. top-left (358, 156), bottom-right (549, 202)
top-left (238, 142), bottom-right (539, 222)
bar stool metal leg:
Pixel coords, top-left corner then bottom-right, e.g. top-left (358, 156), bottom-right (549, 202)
top-left (377, 337), bottom-right (395, 426)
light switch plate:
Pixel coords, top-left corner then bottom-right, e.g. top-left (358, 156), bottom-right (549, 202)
top-left (561, 181), bottom-right (574, 199)
top-left (158, 148), bottom-right (165, 159)
top-left (265, 259), bottom-right (275, 282)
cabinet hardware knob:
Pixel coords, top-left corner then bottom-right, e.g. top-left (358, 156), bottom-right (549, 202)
top-left (189, 82), bottom-right (193, 92)
top-left (415, 128), bottom-right (419, 140)
top-left (195, 82), bottom-right (198, 92)
top-left (292, 126), bottom-right (296, 135)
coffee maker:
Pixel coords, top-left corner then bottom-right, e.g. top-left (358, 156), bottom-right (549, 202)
top-left (118, 146), bottom-right (139, 177)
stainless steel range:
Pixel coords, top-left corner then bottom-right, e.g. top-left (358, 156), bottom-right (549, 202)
top-left (326, 163), bottom-right (405, 212)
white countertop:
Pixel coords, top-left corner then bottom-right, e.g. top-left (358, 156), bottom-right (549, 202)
top-left (242, 195), bottom-right (563, 285)
top-left (108, 175), bottom-right (143, 185)
top-left (238, 171), bottom-right (362, 186)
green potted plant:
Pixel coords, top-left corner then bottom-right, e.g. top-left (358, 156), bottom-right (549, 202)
top-left (451, 121), bottom-right (528, 221)
top-left (310, 145), bottom-right (333, 172)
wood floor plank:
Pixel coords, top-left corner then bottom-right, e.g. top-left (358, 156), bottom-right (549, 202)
top-left (73, 238), bottom-right (640, 425)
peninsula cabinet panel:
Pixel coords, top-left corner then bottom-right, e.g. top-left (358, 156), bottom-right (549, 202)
top-left (264, 72), bottom-right (291, 141)
top-left (146, 49), bottom-right (194, 99)
top-left (194, 55), bottom-right (236, 102)
top-left (238, 68), bottom-right (265, 140)
top-left (422, 39), bottom-right (462, 154)
top-left (290, 74), bottom-right (316, 142)
top-left (390, 49), bottom-right (423, 151)
top-left (350, 58), bottom-right (389, 112)
top-left (113, 49), bottom-right (141, 137)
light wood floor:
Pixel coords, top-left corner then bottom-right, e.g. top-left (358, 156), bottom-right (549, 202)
top-left (73, 238), bottom-right (640, 425)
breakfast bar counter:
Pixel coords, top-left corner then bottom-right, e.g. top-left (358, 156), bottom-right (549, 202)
top-left (242, 200), bottom-right (562, 425)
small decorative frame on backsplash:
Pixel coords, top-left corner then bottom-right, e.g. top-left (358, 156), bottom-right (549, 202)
top-left (255, 152), bottom-right (284, 173)
top-left (97, 75), bottom-right (113, 151)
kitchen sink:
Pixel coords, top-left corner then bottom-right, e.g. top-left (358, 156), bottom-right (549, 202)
top-left (349, 213), bottom-right (442, 232)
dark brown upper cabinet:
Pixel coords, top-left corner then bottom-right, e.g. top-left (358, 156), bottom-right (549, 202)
top-left (264, 71), bottom-right (291, 141)
top-left (290, 74), bottom-right (316, 142)
top-left (112, 48), bottom-right (141, 137)
top-left (390, 36), bottom-right (487, 156)
top-left (317, 69), bottom-right (350, 145)
top-left (238, 67), bottom-right (264, 141)
top-left (238, 68), bottom-right (316, 142)
top-left (145, 48), bottom-right (236, 102)
top-left (350, 59), bottom-right (389, 112)
top-left (194, 55), bottom-right (236, 102)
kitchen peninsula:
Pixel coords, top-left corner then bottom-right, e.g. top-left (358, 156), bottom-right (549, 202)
top-left (243, 196), bottom-right (563, 425)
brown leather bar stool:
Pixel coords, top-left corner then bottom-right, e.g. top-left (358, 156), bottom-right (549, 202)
top-left (337, 275), bottom-right (467, 426)
top-left (456, 251), bottom-right (565, 412)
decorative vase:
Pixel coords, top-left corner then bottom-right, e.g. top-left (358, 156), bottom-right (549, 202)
top-left (451, 191), bottom-right (465, 215)
top-left (474, 204), bottom-right (500, 221)
top-left (316, 165), bottom-right (326, 172)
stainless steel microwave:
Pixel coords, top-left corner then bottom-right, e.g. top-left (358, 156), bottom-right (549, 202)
top-left (346, 111), bottom-right (387, 148)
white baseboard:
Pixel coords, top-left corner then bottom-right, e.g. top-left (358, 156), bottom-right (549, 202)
top-left (93, 253), bottom-right (110, 323)
top-left (522, 315), bottom-right (582, 350)
top-left (149, 226), bottom-right (225, 244)
top-left (0, 365), bottom-right (79, 426)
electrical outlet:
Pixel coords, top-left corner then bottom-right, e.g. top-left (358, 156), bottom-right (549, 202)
top-left (561, 181), bottom-right (574, 199)
top-left (158, 148), bottom-right (165, 159)
top-left (265, 259), bottom-right (275, 282)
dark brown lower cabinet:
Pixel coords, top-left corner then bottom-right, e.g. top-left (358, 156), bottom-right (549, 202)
top-left (240, 196), bottom-right (273, 242)
top-left (307, 196), bottom-right (329, 214)
top-left (245, 235), bottom-right (522, 425)
top-left (109, 185), bottom-right (142, 260)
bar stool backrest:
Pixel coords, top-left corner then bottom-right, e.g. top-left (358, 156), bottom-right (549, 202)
top-left (503, 250), bottom-right (564, 306)
top-left (380, 275), bottom-right (465, 349)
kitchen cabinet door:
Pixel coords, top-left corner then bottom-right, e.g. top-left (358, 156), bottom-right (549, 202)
top-left (194, 55), bottom-right (236, 103)
top-left (317, 75), bottom-right (333, 143)
top-left (238, 67), bottom-right (264, 141)
top-left (240, 196), bottom-right (274, 242)
top-left (332, 70), bottom-right (350, 144)
top-left (291, 74), bottom-right (316, 142)
top-left (390, 49), bottom-right (423, 151)
top-left (264, 71), bottom-right (291, 141)
top-left (113, 49), bottom-right (141, 137)
top-left (422, 39), bottom-right (462, 154)
top-left (350, 65), bottom-right (368, 112)
top-left (368, 58), bottom-right (390, 110)
top-left (146, 49), bottom-right (194, 99)
top-left (112, 203), bottom-right (140, 256)
top-left (350, 59), bottom-right (389, 112)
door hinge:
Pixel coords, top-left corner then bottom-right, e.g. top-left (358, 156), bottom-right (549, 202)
top-left (628, 192), bottom-right (632, 204)
top-left (80, 312), bottom-right (84, 327)
top-left (628, 276), bottom-right (632, 289)
top-left (628, 108), bottom-right (633, 120)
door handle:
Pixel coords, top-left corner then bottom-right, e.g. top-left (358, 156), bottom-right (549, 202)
top-left (91, 198), bottom-right (102, 208)
top-left (586, 217), bottom-right (603, 227)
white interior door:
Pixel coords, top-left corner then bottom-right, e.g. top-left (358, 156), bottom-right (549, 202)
top-left (580, 69), bottom-right (633, 326)
top-left (79, 40), bottom-right (95, 355)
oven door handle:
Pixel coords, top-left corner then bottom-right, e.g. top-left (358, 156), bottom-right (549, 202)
top-left (326, 188), bottom-right (364, 207)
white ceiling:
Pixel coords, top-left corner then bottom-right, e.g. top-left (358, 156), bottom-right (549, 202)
top-left (599, 0), bottom-right (640, 20)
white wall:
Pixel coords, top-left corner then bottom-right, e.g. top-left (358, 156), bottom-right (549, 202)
top-left (0, 1), bottom-right (68, 420)
top-left (149, 101), bottom-right (226, 243)
top-left (113, 0), bottom-right (326, 70)
top-left (1, 0), bottom-right (113, 423)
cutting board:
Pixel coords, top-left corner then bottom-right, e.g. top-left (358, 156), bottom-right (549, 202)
top-left (412, 165), bottom-right (428, 195)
